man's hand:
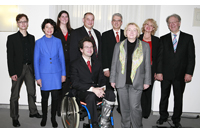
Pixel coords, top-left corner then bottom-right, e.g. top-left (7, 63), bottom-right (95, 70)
top-left (144, 84), bottom-right (149, 90)
top-left (11, 75), bottom-right (18, 81)
top-left (156, 74), bottom-right (163, 81)
top-left (104, 70), bottom-right (110, 77)
top-left (37, 79), bottom-right (42, 87)
top-left (184, 74), bottom-right (192, 83)
top-left (92, 87), bottom-right (105, 98)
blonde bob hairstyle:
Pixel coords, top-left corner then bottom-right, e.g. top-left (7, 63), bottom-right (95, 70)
top-left (124, 22), bottom-right (141, 38)
top-left (141, 18), bottom-right (158, 35)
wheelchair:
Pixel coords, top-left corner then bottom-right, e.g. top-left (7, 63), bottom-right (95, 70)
top-left (60, 89), bottom-right (114, 128)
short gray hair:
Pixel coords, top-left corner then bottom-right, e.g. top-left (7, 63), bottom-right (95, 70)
top-left (112, 13), bottom-right (123, 21)
top-left (166, 14), bottom-right (181, 23)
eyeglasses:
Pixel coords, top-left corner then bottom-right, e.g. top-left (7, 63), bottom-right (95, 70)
top-left (168, 21), bottom-right (179, 25)
top-left (112, 19), bottom-right (122, 23)
top-left (18, 21), bottom-right (28, 24)
top-left (83, 46), bottom-right (93, 49)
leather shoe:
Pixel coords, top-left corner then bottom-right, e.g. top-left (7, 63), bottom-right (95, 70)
top-left (12, 119), bottom-right (20, 127)
top-left (29, 113), bottom-right (42, 118)
top-left (156, 118), bottom-right (167, 125)
top-left (92, 122), bottom-right (100, 128)
top-left (173, 122), bottom-right (182, 128)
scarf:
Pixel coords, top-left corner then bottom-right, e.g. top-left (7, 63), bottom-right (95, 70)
top-left (119, 39), bottom-right (143, 82)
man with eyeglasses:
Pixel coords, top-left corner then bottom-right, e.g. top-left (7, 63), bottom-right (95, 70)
top-left (101, 13), bottom-right (126, 114)
top-left (156, 14), bottom-right (195, 128)
top-left (6, 14), bottom-right (42, 127)
top-left (70, 37), bottom-right (115, 128)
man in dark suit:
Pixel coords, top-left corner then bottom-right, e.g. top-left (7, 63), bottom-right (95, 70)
top-left (101, 13), bottom-right (126, 114)
top-left (70, 37), bottom-right (115, 128)
top-left (156, 14), bottom-right (195, 128)
top-left (6, 14), bottom-right (41, 127)
top-left (70, 12), bottom-right (102, 62)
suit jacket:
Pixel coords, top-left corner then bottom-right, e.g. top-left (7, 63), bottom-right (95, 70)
top-left (53, 29), bottom-right (73, 76)
top-left (139, 34), bottom-right (159, 75)
top-left (7, 31), bottom-right (35, 77)
top-left (101, 29), bottom-right (126, 70)
top-left (70, 26), bottom-right (102, 62)
top-left (70, 57), bottom-right (106, 92)
top-left (110, 39), bottom-right (151, 90)
top-left (157, 31), bottom-right (195, 80)
top-left (34, 35), bottom-right (66, 80)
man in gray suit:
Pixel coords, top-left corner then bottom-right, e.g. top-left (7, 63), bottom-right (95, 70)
top-left (110, 23), bottom-right (151, 128)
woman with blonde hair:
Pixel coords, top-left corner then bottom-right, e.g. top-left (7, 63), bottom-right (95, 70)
top-left (110, 23), bottom-right (151, 127)
top-left (139, 18), bottom-right (159, 119)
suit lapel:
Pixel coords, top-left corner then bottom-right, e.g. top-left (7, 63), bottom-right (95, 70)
top-left (175, 31), bottom-right (183, 53)
top-left (42, 36), bottom-right (51, 55)
top-left (16, 32), bottom-right (23, 53)
top-left (80, 57), bottom-right (92, 74)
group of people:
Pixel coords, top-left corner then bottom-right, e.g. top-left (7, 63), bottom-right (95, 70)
top-left (6, 10), bottom-right (195, 128)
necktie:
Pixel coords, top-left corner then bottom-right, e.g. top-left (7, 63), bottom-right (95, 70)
top-left (88, 31), bottom-right (98, 58)
top-left (173, 34), bottom-right (177, 52)
top-left (87, 61), bottom-right (92, 73)
top-left (116, 32), bottom-right (120, 43)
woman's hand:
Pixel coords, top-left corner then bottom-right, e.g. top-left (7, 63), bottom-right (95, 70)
top-left (143, 84), bottom-right (149, 90)
top-left (62, 76), bottom-right (66, 83)
top-left (37, 79), bottom-right (42, 87)
top-left (111, 83), bottom-right (116, 89)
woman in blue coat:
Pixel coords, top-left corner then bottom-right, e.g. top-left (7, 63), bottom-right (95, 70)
top-left (34, 19), bottom-right (66, 127)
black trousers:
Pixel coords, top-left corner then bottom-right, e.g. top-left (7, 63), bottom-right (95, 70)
top-left (41, 90), bottom-right (59, 118)
top-left (141, 65), bottom-right (155, 118)
top-left (159, 79), bottom-right (186, 123)
top-left (78, 89), bottom-right (115, 123)
top-left (10, 64), bottom-right (38, 120)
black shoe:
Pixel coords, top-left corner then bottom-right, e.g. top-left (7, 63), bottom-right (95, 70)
top-left (173, 122), bottom-right (182, 128)
top-left (156, 118), bottom-right (167, 125)
top-left (92, 122), bottom-right (100, 128)
top-left (51, 118), bottom-right (58, 128)
top-left (40, 117), bottom-right (47, 127)
top-left (12, 119), bottom-right (20, 127)
top-left (30, 113), bottom-right (42, 118)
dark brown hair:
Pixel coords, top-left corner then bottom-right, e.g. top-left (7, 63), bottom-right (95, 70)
top-left (56, 10), bottom-right (72, 31)
top-left (16, 13), bottom-right (29, 22)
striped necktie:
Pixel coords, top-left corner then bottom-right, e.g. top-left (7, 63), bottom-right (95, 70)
top-left (88, 31), bottom-right (98, 58)
top-left (173, 34), bottom-right (177, 52)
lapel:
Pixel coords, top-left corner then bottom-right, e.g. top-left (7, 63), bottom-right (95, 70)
top-left (80, 56), bottom-right (92, 75)
top-left (16, 31), bottom-right (23, 53)
top-left (132, 39), bottom-right (140, 57)
top-left (175, 31), bottom-right (183, 53)
top-left (111, 30), bottom-right (117, 44)
top-left (120, 29), bottom-right (124, 41)
top-left (81, 26), bottom-right (90, 37)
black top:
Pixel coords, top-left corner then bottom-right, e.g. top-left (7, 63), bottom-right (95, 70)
top-left (126, 39), bottom-right (137, 84)
top-left (19, 31), bottom-right (32, 64)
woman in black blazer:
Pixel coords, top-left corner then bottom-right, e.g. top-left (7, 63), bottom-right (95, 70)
top-left (53, 10), bottom-right (73, 116)
top-left (139, 18), bottom-right (159, 119)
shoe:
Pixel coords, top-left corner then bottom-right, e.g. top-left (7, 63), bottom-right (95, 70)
top-left (51, 118), bottom-right (58, 128)
top-left (173, 122), bottom-right (182, 128)
top-left (156, 118), bottom-right (167, 125)
top-left (40, 117), bottom-right (47, 127)
top-left (12, 119), bottom-right (20, 127)
top-left (92, 122), bottom-right (100, 128)
top-left (30, 113), bottom-right (42, 118)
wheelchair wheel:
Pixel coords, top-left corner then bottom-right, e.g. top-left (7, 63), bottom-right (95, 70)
top-left (61, 94), bottom-right (80, 128)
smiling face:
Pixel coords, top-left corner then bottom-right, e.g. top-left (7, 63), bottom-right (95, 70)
top-left (112, 15), bottom-right (122, 31)
top-left (43, 23), bottom-right (54, 38)
top-left (17, 16), bottom-right (28, 31)
top-left (59, 13), bottom-right (68, 25)
top-left (167, 16), bottom-right (181, 34)
top-left (126, 24), bottom-right (138, 41)
top-left (83, 14), bottom-right (94, 30)
top-left (144, 21), bottom-right (154, 33)
top-left (80, 41), bottom-right (94, 58)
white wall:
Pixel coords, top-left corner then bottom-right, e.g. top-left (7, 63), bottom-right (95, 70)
top-left (152, 5), bottom-right (200, 113)
top-left (0, 5), bottom-right (50, 106)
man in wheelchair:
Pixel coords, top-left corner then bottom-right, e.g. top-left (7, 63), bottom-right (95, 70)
top-left (70, 37), bottom-right (115, 128)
